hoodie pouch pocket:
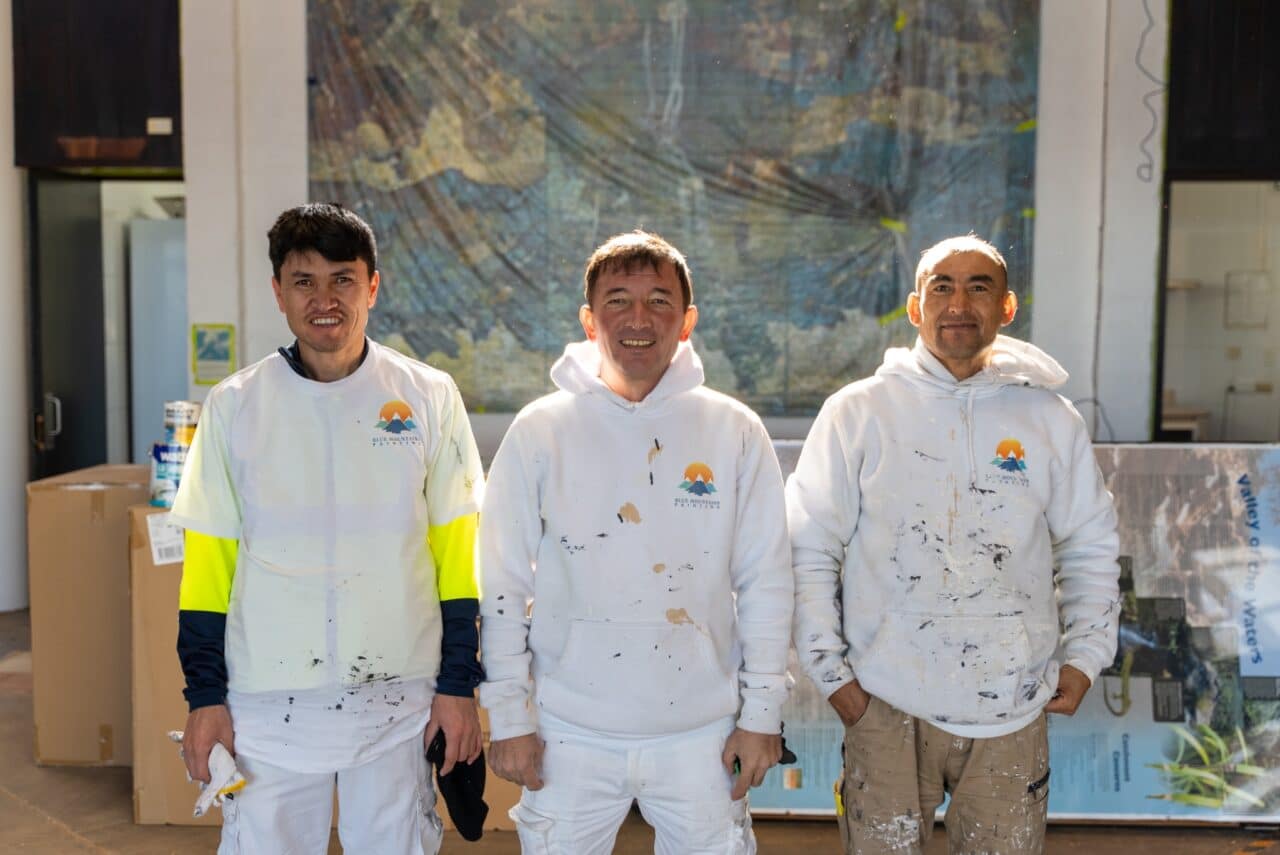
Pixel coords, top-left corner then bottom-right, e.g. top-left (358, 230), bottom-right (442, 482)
top-left (857, 612), bottom-right (1032, 724)
top-left (538, 619), bottom-right (737, 735)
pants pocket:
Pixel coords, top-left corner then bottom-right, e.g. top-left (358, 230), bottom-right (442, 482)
top-left (728, 798), bottom-right (755, 854)
top-left (511, 801), bottom-right (556, 854)
top-left (216, 795), bottom-right (241, 855)
top-left (846, 694), bottom-right (879, 733)
top-left (416, 767), bottom-right (444, 854)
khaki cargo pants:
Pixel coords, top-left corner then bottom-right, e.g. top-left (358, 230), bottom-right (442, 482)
top-left (835, 696), bottom-right (1049, 855)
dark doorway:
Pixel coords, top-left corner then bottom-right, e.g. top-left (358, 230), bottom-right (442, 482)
top-left (28, 175), bottom-right (107, 478)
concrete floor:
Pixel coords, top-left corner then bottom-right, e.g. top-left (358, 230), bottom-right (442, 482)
top-left (1, 607), bottom-right (1276, 853)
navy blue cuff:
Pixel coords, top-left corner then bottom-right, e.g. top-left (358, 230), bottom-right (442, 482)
top-left (437, 598), bottom-right (483, 697)
top-left (178, 610), bottom-right (228, 712)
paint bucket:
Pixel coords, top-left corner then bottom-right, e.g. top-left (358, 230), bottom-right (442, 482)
top-left (164, 401), bottom-right (201, 447)
top-left (150, 443), bottom-right (189, 508)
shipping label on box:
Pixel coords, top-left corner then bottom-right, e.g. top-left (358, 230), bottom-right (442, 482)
top-left (145, 513), bottom-right (184, 565)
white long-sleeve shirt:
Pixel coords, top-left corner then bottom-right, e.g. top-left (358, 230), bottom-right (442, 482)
top-left (788, 335), bottom-right (1120, 738)
top-left (479, 340), bottom-right (793, 741)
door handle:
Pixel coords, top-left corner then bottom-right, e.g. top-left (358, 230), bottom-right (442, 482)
top-left (43, 392), bottom-right (61, 449)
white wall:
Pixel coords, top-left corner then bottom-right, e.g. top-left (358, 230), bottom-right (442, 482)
top-left (1031, 0), bottom-right (1168, 441)
top-left (0, 0), bottom-right (29, 611)
top-left (180, 0), bottom-right (1169, 445)
top-left (1164, 182), bottom-right (1280, 441)
top-left (180, 0), bottom-right (306, 401)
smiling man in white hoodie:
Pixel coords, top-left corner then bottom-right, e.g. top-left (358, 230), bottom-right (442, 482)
top-left (479, 231), bottom-right (793, 854)
top-left (787, 235), bottom-right (1120, 854)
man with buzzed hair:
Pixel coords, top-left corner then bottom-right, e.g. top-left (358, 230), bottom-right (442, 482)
top-left (788, 235), bottom-right (1120, 853)
top-left (479, 230), bottom-right (793, 853)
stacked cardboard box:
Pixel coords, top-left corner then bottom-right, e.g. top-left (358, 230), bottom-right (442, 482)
top-left (129, 504), bottom-right (220, 825)
top-left (26, 464), bottom-right (149, 766)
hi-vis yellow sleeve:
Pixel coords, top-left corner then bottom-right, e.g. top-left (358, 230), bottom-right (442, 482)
top-left (429, 512), bottom-right (479, 602)
top-left (178, 530), bottom-right (238, 613)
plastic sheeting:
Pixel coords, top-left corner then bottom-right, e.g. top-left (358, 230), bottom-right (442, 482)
top-left (308, 1), bottom-right (1039, 414)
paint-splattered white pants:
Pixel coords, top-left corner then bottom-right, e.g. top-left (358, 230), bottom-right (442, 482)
top-left (217, 733), bottom-right (443, 854)
top-left (510, 715), bottom-right (755, 854)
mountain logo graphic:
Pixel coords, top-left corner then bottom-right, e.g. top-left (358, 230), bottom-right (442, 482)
top-left (375, 400), bottom-right (417, 434)
top-left (678, 462), bottom-right (717, 496)
top-left (991, 438), bottom-right (1027, 473)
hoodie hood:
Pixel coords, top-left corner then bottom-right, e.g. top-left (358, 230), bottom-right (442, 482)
top-left (549, 339), bottom-right (705, 408)
top-left (876, 334), bottom-right (1068, 395)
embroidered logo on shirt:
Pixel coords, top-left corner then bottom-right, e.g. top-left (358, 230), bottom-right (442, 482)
top-left (376, 400), bottom-right (417, 433)
top-left (991, 438), bottom-right (1027, 473)
top-left (677, 462), bottom-right (717, 495)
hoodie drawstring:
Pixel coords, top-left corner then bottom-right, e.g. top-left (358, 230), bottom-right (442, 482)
top-left (965, 387), bottom-right (978, 488)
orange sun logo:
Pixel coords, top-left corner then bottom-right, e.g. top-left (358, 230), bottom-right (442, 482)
top-left (995, 438), bottom-right (1024, 460)
top-left (678, 462), bottom-right (716, 495)
top-left (991, 438), bottom-right (1027, 472)
top-left (376, 400), bottom-right (417, 434)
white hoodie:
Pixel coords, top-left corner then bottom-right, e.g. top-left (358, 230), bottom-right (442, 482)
top-left (787, 335), bottom-right (1119, 738)
top-left (479, 340), bottom-right (793, 742)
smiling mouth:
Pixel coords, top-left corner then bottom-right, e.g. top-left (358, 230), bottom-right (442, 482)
top-left (310, 316), bottom-right (342, 327)
top-left (620, 338), bottom-right (655, 348)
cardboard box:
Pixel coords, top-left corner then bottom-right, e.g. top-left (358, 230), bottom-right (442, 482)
top-left (27, 464), bottom-right (149, 765)
top-left (130, 504), bottom-right (221, 826)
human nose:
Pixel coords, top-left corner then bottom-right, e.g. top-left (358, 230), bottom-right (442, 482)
top-left (313, 282), bottom-right (341, 306)
top-left (943, 290), bottom-right (970, 314)
top-left (623, 301), bottom-right (653, 326)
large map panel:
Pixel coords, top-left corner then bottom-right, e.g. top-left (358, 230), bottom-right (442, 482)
top-left (308, 0), bottom-right (1039, 414)
top-left (760, 444), bottom-right (1280, 822)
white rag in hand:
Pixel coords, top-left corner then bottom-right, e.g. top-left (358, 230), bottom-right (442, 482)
top-left (167, 730), bottom-right (247, 817)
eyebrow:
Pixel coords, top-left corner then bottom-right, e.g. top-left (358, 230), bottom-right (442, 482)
top-left (602, 285), bottom-right (675, 296)
top-left (927, 273), bottom-right (995, 285)
top-left (290, 267), bottom-right (355, 279)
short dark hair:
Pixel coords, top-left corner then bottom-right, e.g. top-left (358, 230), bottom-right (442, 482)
top-left (267, 203), bottom-right (378, 279)
top-left (583, 230), bottom-right (693, 308)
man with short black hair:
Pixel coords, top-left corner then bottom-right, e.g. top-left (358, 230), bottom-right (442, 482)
top-left (479, 231), bottom-right (793, 853)
top-left (173, 202), bottom-right (485, 853)
top-left (789, 235), bottom-right (1120, 854)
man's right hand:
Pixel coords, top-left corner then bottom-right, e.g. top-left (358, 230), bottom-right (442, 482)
top-left (828, 680), bottom-right (873, 728)
top-left (182, 704), bottom-right (235, 783)
top-left (488, 733), bottom-right (545, 790)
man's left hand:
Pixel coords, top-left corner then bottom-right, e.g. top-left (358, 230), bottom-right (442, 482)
top-left (721, 727), bottom-right (782, 801)
top-left (425, 694), bottom-right (484, 775)
top-left (1045, 665), bottom-right (1091, 716)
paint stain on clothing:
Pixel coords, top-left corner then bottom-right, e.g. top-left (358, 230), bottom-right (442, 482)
top-left (666, 607), bottom-right (693, 625)
top-left (618, 502), bottom-right (642, 524)
top-left (647, 438), bottom-right (663, 465)
top-left (653, 563), bottom-right (666, 574)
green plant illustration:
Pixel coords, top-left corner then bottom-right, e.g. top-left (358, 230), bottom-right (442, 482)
top-left (1147, 723), bottom-right (1268, 810)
